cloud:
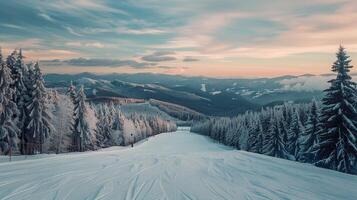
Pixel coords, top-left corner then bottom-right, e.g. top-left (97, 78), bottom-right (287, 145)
top-left (26, 50), bottom-right (81, 60)
top-left (0, 23), bottom-right (25, 30)
top-left (151, 0), bottom-right (357, 60)
top-left (183, 57), bottom-right (199, 62)
top-left (279, 76), bottom-right (330, 91)
top-left (41, 58), bottom-right (156, 68)
top-left (0, 39), bottom-right (43, 54)
top-left (156, 65), bottom-right (175, 69)
top-left (65, 41), bottom-right (108, 48)
top-left (116, 28), bottom-right (167, 35)
top-left (2, 0), bottom-right (357, 77)
top-left (43, 0), bottom-right (127, 15)
top-left (155, 12), bottom-right (249, 51)
top-left (38, 13), bottom-right (55, 22)
top-left (141, 51), bottom-right (177, 62)
top-left (66, 27), bottom-right (83, 37)
top-left (279, 74), bottom-right (357, 91)
top-left (227, 1), bottom-right (357, 58)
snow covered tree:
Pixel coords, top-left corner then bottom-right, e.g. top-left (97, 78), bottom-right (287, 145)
top-left (7, 49), bottom-right (28, 154)
top-left (66, 81), bottom-right (77, 104)
top-left (108, 102), bottom-right (117, 119)
top-left (25, 62), bottom-right (53, 154)
top-left (263, 115), bottom-right (291, 159)
top-left (95, 104), bottom-right (114, 147)
top-left (313, 46), bottom-right (357, 174)
top-left (282, 102), bottom-right (294, 127)
top-left (298, 100), bottom-right (320, 162)
top-left (0, 49), bottom-right (19, 154)
top-left (287, 111), bottom-right (304, 160)
top-left (73, 86), bottom-right (91, 152)
top-left (247, 119), bottom-right (263, 153)
top-left (112, 109), bottom-right (124, 145)
top-left (49, 92), bottom-right (74, 153)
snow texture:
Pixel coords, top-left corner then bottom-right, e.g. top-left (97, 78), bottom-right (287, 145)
top-left (0, 129), bottom-right (356, 200)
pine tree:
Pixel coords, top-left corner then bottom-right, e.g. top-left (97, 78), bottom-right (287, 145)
top-left (13, 49), bottom-right (28, 114)
top-left (73, 85), bottom-right (91, 152)
top-left (287, 111), bottom-right (304, 160)
top-left (108, 102), bottom-right (117, 120)
top-left (263, 115), bottom-right (291, 159)
top-left (298, 100), bottom-right (320, 162)
top-left (49, 92), bottom-right (74, 153)
top-left (95, 104), bottom-right (114, 147)
top-left (282, 102), bottom-right (293, 127)
top-left (25, 62), bottom-right (53, 154)
top-left (279, 118), bottom-right (289, 145)
top-left (7, 49), bottom-right (28, 154)
top-left (247, 119), bottom-right (263, 153)
top-left (0, 49), bottom-right (19, 154)
top-left (95, 104), bottom-right (104, 146)
top-left (112, 109), bottom-right (124, 145)
top-left (67, 81), bottom-right (77, 104)
top-left (313, 46), bottom-right (357, 174)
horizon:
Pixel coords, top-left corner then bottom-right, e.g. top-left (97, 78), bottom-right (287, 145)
top-left (1, 1), bottom-right (357, 77)
top-left (43, 71), bottom-right (356, 80)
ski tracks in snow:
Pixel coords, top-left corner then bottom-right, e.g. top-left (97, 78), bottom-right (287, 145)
top-left (1, 130), bottom-right (357, 200)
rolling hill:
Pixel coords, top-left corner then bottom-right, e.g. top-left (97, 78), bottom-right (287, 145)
top-left (44, 73), bottom-right (337, 116)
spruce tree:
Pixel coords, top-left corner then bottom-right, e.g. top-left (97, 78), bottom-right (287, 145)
top-left (112, 109), bottom-right (124, 145)
top-left (67, 81), bottom-right (77, 104)
top-left (263, 115), bottom-right (291, 159)
top-left (298, 100), bottom-right (320, 162)
top-left (73, 85), bottom-right (91, 152)
top-left (7, 49), bottom-right (28, 154)
top-left (314, 46), bottom-right (357, 174)
top-left (287, 111), bottom-right (304, 160)
top-left (25, 62), bottom-right (53, 154)
top-left (95, 104), bottom-right (114, 147)
top-left (247, 119), bottom-right (263, 153)
top-left (0, 49), bottom-right (19, 154)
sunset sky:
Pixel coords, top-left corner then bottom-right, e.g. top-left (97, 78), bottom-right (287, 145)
top-left (1, 0), bottom-right (357, 77)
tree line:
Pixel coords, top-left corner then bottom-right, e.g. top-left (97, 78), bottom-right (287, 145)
top-left (0, 49), bottom-right (177, 155)
top-left (191, 46), bottom-right (357, 175)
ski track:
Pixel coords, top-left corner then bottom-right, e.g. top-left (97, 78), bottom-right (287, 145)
top-left (1, 129), bottom-right (357, 200)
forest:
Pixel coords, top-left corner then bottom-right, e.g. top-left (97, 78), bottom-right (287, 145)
top-left (192, 46), bottom-right (357, 175)
top-left (0, 49), bottom-right (177, 155)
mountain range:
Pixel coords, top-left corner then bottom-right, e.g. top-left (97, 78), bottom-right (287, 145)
top-left (44, 72), bottom-right (345, 116)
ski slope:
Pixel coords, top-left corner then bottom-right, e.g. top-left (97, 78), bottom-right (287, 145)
top-left (0, 128), bottom-right (357, 200)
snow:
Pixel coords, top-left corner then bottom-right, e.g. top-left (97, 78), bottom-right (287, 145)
top-left (77, 77), bottom-right (98, 85)
top-left (200, 83), bottom-right (206, 92)
top-left (143, 89), bottom-right (156, 93)
top-left (237, 89), bottom-right (255, 96)
top-left (210, 91), bottom-right (221, 95)
top-left (1, 129), bottom-right (357, 200)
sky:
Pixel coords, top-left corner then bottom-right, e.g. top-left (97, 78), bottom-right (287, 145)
top-left (0, 0), bottom-right (357, 78)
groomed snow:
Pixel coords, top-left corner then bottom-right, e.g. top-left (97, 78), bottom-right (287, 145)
top-left (1, 128), bottom-right (357, 200)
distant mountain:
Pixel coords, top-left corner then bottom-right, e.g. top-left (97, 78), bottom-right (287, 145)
top-left (44, 73), bottom-right (335, 116)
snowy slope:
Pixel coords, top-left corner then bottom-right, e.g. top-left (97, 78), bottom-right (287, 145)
top-left (0, 129), bottom-right (357, 200)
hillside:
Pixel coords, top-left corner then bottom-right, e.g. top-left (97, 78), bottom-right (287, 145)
top-left (44, 73), bottom-right (357, 116)
top-left (45, 73), bottom-right (330, 116)
top-left (45, 74), bottom-right (258, 116)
